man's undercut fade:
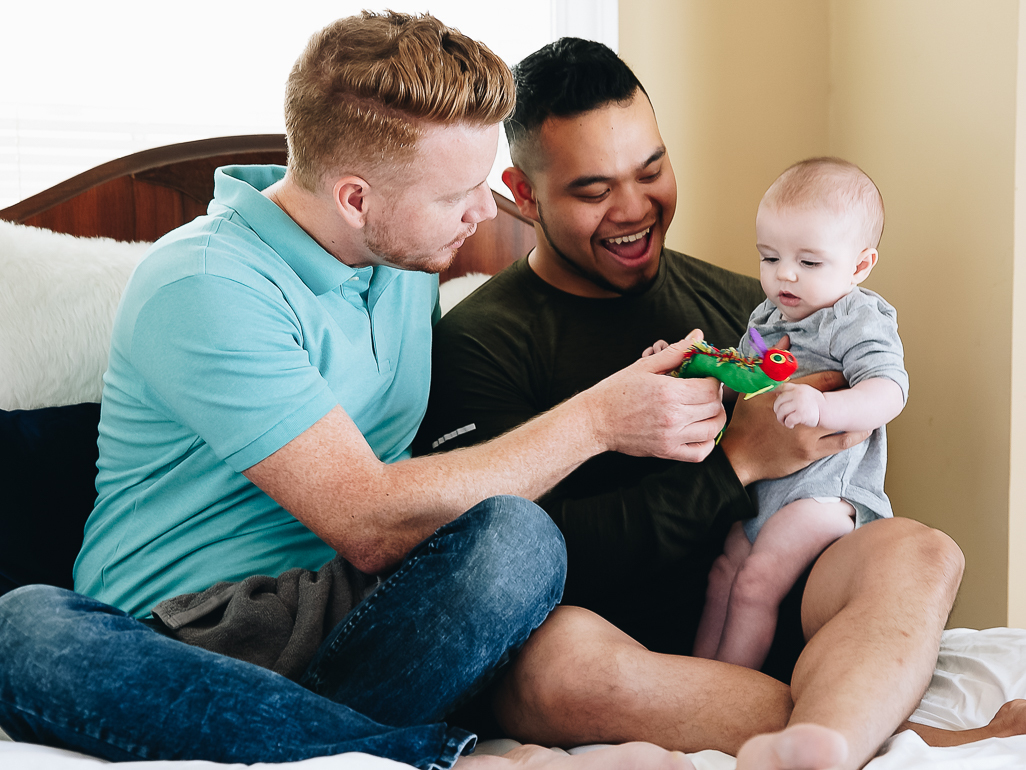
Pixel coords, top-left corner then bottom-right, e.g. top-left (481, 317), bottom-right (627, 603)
top-left (505, 37), bottom-right (647, 171)
top-left (765, 157), bottom-right (886, 250)
top-left (285, 11), bottom-right (515, 192)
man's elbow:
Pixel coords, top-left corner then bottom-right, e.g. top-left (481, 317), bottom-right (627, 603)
top-left (337, 534), bottom-right (404, 576)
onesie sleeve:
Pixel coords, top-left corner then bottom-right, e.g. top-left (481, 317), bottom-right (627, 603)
top-left (830, 292), bottom-right (909, 403)
top-left (130, 274), bottom-right (339, 471)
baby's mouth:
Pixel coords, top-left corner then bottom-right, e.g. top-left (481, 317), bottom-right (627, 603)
top-left (778, 291), bottom-right (801, 306)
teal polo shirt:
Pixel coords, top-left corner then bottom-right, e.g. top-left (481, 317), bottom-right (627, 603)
top-left (74, 165), bottom-right (439, 618)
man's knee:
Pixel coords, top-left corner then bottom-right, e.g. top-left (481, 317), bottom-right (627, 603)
top-left (893, 518), bottom-right (964, 599)
top-left (1, 584), bottom-right (83, 638)
top-left (857, 517), bottom-right (964, 589)
top-left (0, 586), bottom-right (102, 698)
top-left (804, 517), bottom-right (965, 632)
top-left (453, 495), bottom-right (567, 623)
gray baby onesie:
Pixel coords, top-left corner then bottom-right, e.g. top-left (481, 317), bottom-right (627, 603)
top-left (739, 287), bottom-right (908, 542)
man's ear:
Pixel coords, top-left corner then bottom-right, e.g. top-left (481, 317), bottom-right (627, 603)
top-left (853, 248), bottom-right (878, 284)
top-left (332, 176), bottom-right (371, 228)
top-left (502, 166), bottom-right (540, 223)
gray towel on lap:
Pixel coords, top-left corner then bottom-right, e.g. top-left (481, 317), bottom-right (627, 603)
top-left (151, 555), bottom-right (371, 681)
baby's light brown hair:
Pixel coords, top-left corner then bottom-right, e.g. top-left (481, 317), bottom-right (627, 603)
top-left (762, 157), bottom-right (885, 250)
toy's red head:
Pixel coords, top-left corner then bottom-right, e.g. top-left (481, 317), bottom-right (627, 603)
top-left (760, 349), bottom-right (798, 381)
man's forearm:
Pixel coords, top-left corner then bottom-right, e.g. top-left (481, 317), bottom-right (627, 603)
top-left (247, 342), bottom-right (725, 575)
top-left (718, 371), bottom-right (870, 487)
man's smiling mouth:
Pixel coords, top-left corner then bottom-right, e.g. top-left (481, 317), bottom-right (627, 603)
top-left (601, 226), bottom-right (655, 264)
top-left (604, 227), bottom-right (651, 247)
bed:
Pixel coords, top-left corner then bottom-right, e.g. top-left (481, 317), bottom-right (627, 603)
top-left (2, 135), bottom-right (1025, 769)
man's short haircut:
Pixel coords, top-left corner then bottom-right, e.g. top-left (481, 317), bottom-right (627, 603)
top-left (763, 157), bottom-right (886, 249)
top-left (285, 11), bottom-right (515, 191)
top-left (505, 38), bottom-right (647, 170)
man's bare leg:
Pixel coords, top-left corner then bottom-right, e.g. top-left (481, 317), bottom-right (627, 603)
top-left (490, 605), bottom-right (793, 756)
top-left (763, 517), bottom-right (963, 769)
top-left (458, 742), bottom-right (695, 770)
top-left (733, 700), bottom-right (1026, 770)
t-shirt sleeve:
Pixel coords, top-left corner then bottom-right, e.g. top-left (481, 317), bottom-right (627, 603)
top-left (131, 274), bottom-right (339, 471)
top-left (415, 305), bottom-right (543, 454)
top-left (831, 296), bottom-right (909, 402)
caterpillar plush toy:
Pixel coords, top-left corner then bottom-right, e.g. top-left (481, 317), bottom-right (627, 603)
top-left (672, 329), bottom-right (797, 399)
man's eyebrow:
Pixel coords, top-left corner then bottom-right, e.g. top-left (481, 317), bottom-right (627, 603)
top-left (566, 147), bottom-right (667, 190)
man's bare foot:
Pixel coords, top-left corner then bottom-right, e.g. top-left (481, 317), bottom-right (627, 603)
top-left (902, 699), bottom-right (1026, 747)
top-left (457, 742), bottom-right (695, 770)
top-left (735, 724), bottom-right (848, 770)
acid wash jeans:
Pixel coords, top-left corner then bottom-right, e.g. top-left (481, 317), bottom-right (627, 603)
top-left (0, 495), bottom-right (566, 769)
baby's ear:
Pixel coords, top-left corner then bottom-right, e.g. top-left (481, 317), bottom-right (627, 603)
top-left (853, 248), bottom-right (878, 284)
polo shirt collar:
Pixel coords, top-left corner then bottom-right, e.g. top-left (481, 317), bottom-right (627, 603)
top-left (212, 165), bottom-right (364, 296)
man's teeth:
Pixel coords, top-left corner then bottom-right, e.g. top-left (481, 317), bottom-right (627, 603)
top-left (606, 227), bottom-right (650, 245)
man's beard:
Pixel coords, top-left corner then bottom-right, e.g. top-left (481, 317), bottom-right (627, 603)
top-left (537, 206), bottom-right (658, 297)
top-left (363, 222), bottom-right (456, 275)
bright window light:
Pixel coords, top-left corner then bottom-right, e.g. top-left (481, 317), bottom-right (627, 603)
top-left (0, 1), bottom-right (617, 209)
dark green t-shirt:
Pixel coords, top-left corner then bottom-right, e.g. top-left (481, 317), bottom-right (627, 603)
top-left (417, 249), bottom-right (766, 654)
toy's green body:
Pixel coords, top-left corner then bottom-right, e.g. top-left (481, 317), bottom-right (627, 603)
top-left (672, 340), bottom-right (797, 397)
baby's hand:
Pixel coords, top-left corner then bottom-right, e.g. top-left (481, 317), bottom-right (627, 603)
top-left (642, 339), bottom-right (671, 358)
top-left (772, 383), bottom-right (826, 428)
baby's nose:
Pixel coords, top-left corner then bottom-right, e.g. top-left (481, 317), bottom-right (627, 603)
top-left (777, 264), bottom-right (797, 280)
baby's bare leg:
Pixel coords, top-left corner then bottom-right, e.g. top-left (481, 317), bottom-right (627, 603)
top-left (694, 521), bottom-right (751, 659)
top-left (715, 499), bottom-right (854, 670)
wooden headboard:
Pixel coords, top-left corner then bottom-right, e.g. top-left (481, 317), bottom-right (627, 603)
top-left (0, 134), bottom-right (536, 282)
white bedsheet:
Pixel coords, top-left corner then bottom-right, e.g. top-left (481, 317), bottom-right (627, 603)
top-left (3, 627), bottom-right (1024, 769)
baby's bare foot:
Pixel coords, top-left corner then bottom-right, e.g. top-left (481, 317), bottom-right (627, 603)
top-left (735, 724), bottom-right (848, 770)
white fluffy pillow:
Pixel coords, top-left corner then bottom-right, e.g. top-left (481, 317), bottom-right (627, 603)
top-left (0, 224), bottom-right (489, 411)
top-left (0, 221), bottom-right (149, 410)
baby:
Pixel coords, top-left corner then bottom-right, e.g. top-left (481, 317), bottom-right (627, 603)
top-left (692, 157), bottom-right (908, 670)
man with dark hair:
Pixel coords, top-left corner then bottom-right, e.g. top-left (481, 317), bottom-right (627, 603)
top-left (419, 36), bottom-right (829, 662)
top-left (418, 37), bottom-right (991, 770)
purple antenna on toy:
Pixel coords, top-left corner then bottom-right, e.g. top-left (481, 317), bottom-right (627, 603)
top-left (747, 328), bottom-right (768, 356)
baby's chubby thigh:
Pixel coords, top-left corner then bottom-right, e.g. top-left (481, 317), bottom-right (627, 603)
top-left (737, 499), bottom-right (856, 605)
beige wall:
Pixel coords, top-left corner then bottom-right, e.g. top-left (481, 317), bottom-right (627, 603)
top-left (1012, 6), bottom-right (1026, 629)
top-left (622, 0), bottom-right (1023, 629)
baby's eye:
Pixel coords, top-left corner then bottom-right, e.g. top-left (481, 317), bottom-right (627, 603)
top-left (760, 256), bottom-right (778, 263)
top-left (800, 260), bottom-right (821, 268)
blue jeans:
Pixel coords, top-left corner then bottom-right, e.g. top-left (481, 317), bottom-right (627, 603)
top-left (0, 495), bottom-right (565, 769)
